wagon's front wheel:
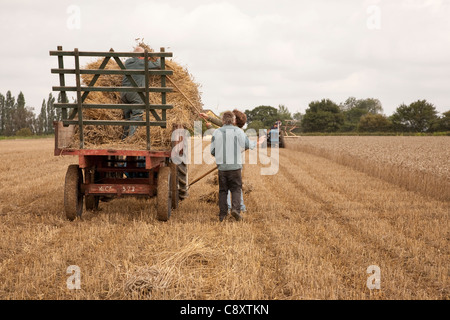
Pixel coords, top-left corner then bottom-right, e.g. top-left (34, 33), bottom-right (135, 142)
top-left (156, 166), bottom-right (172, 221)
top-left (64, 164), bottom-right (83, 221)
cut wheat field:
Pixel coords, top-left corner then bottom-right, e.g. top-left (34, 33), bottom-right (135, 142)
top-left (0, 136), bottom-right (448, 300)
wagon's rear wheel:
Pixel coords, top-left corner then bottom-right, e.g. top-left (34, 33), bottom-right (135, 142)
top-left (156, 166), bottom-right (172, 221)
top-left (178, 162), bottom-right (189, 200)
top-left (64, 164), bottom-right (83, 221)
top-left (85, 169), bottom-right (100, 211)
top-left (170, 163), bottom-right (179, 209)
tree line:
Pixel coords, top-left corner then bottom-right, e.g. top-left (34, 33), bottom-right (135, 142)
top-left (245, 98), bottom-right (450, 134)
top-left (0, 91), bottom-right (62, 136)
top-left (1, 91), bottom-right (449, 136)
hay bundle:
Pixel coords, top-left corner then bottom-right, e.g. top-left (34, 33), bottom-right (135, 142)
top-left (199, 189), bottom-right (219, 203)
top-left (70, 41), bottom-right (203, 150)
top-left (124, 239), bottom-right (216, 297)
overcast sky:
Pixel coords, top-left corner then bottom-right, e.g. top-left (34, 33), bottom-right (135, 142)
top-left (1, 0), bottom-right (449, 116)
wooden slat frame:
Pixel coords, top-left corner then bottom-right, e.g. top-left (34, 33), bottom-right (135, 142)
top-left (52, 86), bottom-right (172, 93)
top-left (51, 69), bottom-right (172, 76)
top-left (62, 120), bottom-right (167, 126)
top-left (51, 46), bottom-right (173, 150)
top-left (54, 103), bottom-right (173, 110)
top-left (50, 51), bottom-right (172, 58)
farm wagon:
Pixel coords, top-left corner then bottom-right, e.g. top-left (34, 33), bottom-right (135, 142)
top-left (50, 46), bottom-right (188, 221)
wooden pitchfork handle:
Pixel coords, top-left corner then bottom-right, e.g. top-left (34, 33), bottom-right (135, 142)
top-left (189, 166), bottom-right (218, 186)
top-left (165, 72), bottom-right (203, 114)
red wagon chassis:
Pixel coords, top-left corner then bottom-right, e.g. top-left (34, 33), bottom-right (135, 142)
top-left (57, 148), bottom-right (170, 197)
top-left (54, 120), bottom-right (188, 222)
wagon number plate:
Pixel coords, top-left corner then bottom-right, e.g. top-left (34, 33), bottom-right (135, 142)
top-left (98, 185), bottom-right (136, 192)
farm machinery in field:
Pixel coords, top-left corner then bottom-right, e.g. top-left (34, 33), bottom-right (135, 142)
top-left (50, 46), bottom-right (188, 221)
top-left (265, 120), bottom-right (286, 148)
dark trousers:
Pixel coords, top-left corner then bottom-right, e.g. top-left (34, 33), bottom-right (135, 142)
top-left (218, 169), bottom-right (242, 217)
top-left (121, 93), bottom-right (143, 139)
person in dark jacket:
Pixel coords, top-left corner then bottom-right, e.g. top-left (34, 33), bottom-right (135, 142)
top-left (121, 46), bottom-right (161, 139)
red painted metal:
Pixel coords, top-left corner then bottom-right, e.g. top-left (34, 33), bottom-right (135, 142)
top-left (54, 121), bottom-right (177, 200)
top-left (61, 151), bottom-right (168, 170)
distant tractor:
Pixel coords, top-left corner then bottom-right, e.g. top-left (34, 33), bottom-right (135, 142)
top-left (266, 120), bottom-right (285, 148)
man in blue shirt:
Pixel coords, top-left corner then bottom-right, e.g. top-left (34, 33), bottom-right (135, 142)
top-left (201, 109), bottom-right (257, 213)
top-left (210, 111), bottom-right (253, 222)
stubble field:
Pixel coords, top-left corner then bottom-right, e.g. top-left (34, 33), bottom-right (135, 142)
top-left (0, 136), bottom-right (448, 300)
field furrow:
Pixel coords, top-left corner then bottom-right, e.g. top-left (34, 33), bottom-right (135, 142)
top-left (0, 137), bottom-right (448, 300)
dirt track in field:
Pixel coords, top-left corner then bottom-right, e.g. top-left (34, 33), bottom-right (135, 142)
top-left (0, 138), bottom-right (448, 299)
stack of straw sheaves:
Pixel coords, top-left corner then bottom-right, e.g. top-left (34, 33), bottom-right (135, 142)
top-left (69, 42), bottom-right (203, 150)
top-left (124, 238), bottom-right (217, 297)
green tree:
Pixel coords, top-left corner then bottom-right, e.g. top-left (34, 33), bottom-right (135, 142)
top-left (246, 120), bottom-right (265, 133)
top-left (301, 99), bottom-right (344, 132)
top-left (277, 104), bottom-right (292, 122)
top-left (56, 92), bottom-right (63, 121)
top-left (46, 93), bottom-right (56, 133)
top-left (16, 127), bottom-right (33, 137)
top-left (38, 99), bottom-right (47, 134)
top-left (292, 111), bottom-right (302, 121)
top-left (0, 93), bottom-right (4, 135)
top-left (340, 97), bottom-right (383, 132)
top-left (432, 110), bottom-right (450, 132)
top-left (13, 91), bottom-right (27, 133)
top-left (4, 91), bottom-right (15, 136)
top-left (245, 105), bottom-right (279, 128)
top-left (357, 113), bottom-right (392, 132)
top-left (357, 98), bottom-right (383, 114)
top-left (390, 100), bottom-right (439, 132)
top-left (24, 106), bottom-right (38, 134)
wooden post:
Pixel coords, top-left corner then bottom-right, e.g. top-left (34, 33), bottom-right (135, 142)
top-left (74, 48), bottom-right (84, 149)
top-left (57, 46), bottom-right (68, 121)
top-left (160, 47), bottom-right (167, 127)
top-left (144, 49), bottom-right (151, 150)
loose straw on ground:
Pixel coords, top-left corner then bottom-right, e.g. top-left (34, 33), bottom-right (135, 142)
top-left (123, 238), bottom-right (217, 297)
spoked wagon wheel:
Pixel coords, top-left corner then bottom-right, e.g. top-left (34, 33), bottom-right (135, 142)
top-left (178, 162), bottom-right (189, 200)
top-left (64, 164), bottom-right (83, 221)
top-left (170, 163), bottom-right (179, 210)
top-left (85, 169), bottom-right (100, 211)
top-left (156, 166), bottom-right (172, 221)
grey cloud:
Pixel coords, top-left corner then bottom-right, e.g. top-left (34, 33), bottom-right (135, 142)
top-left (0, 0), bottom-right (449, 117)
